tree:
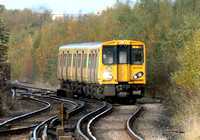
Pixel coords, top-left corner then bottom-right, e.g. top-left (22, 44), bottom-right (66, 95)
top-left (0, 5), bottom-right (10, 91)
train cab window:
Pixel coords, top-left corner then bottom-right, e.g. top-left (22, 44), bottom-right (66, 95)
top-left (103, 46), bottom-right (114, 65)
top-left (131, 45), bottom-right (143, 64)
top-left (119, 51), bottom-right (127, 64)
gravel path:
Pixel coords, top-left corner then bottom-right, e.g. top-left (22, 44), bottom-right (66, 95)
top-left (92, 105), bottom-right (138, 140)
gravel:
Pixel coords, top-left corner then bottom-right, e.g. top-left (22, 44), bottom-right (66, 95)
top-left (133, 103), bottom-right (182, 140)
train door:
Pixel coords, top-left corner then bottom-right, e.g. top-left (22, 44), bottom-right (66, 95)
top-left (63, 53), bottom-right (67, 79)
top-left (60, 51), bottom-right (64, 79)
top-left (80, 51), bottom-right (84, 81)
top-left (88, 51), bottom-right (93, 83)
top-left (72, 52), bottom-right (78, 81)
top-left (58, 54), bottom-right (62, 78)
top-left (95, 50), bottom-right (99, 82)
top-left (92, 51), bottom-right (96, 83)
top-left (67, 53), bottom-right (72, 80)
top-left (117, 46), bottom-right (129, 82)
top-left (65, 51), bottom-right (69, 80)
top-left (77, 52), bottom-right (81, 81)
top-left (82, 53), bottom-right (87, 81)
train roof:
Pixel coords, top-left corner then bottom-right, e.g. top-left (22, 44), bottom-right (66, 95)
top-left (59, 40), bottom-right (145, 51)
top-left (59, 42), bottom-right (103, 51)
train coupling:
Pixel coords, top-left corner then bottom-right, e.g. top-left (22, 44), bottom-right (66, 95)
top-left (132, 90), bottom-right (142, 96)
top-left (118, 92), bottom-right (129, 97)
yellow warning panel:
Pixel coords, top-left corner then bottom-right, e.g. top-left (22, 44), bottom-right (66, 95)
top-left (132, 46), bottom-right (140, 49)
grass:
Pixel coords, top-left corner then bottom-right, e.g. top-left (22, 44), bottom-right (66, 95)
top-left (171, 87), bottom-right (200, 140)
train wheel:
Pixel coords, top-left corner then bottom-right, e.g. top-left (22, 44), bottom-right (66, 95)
top-left (105, 97), bottom-right (115, 103)
top-left (129, 98), bottom-right (136, 104)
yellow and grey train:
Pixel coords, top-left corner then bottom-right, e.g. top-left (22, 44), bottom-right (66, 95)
top-left (57, 40), bottom-right (146, 103)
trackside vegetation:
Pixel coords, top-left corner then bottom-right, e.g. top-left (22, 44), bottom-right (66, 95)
top-left (0, 5), bottom-right (11, 115)
top-left (0, 0), bottom-right (199, 138)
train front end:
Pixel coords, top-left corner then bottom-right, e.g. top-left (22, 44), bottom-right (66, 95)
top-left (99, 40), bottom-right (146, 102)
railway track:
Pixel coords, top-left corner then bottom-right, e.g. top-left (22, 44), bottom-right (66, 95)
top-left (0, 85), bottom-right (84, 139)
top-left (18, 82), bottom-right (56, 94)
top-left (34, 96), bottom-right (85, 140)
top-left (0, 96), bottom-right (50, 135)
top-left (76, 100), bottom-right (113, 140)
top-left (7, 83), bottom-right (144, 139)
top-left (90, 104), bottom-right (143, 140)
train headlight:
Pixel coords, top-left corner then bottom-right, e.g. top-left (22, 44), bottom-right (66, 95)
top-left (103, 72), bottom-right (113, 79)
top-left (137, 72), bottom-right (143, 78)
top-left (133, 75), bottom-right (138, 79)
top-left (133, 72), bottom-right (143, 79)
top-left (108, 75), bottom-right (113, 79)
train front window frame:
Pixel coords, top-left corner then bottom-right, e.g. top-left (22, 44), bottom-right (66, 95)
top-left (102, 46), bottom-right (114, 65)
top-left (131, 45), bottom-right (144, 64)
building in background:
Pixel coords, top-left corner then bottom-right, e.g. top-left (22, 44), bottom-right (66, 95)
top-left (52, 7), bottom-right (111, 21)
top-left (96, 6), bottom-right (111, 15)
top-left (52, 14), bottom-right (83, 21)
top-left (52, 14), bottom-right (65, 20)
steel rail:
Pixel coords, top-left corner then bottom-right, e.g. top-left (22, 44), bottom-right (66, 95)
top-left (126, 104), bottom-right (143, 140)
top-left (76, 101), bottom-right (107, 140)
top-left (48, 96), bottom-right (85, 116)
top-left (0, 96), bottom-right (51, 127)
top-left (32, 96), bottom-right (85, 140)
top-left (0, 125), bottom-right (37, 135)
top-left (87, 103), bottom-right (113, 140)
top-left (18, 84), bottom-right (56, 93)
top-left (32, 115), bottom-right (57, 140)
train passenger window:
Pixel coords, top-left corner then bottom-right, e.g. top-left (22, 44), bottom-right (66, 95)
top-left (59, 55), bottom-right (62, 67)
top-left (73, 54), bottom-right (76, 68)
top-left (103, 46), bottom-right (114, 65)
top-left (83, 54), bottom-right (87, 68)
top-left (131, 46), bottom-right (143, 64)
top-left (78, 54), bottom-right (81, 68)
top-left (59, 54), bottom-right (62, 76)
top-left (89, 54), bottom-right (92, 68)
top-left (68, 54), bottom-right (72, 67)
top-left (63, 54), bottom-right (67, 67)
top-left (91, 54), bottom-right (94, 68)
top-left (119, 51), bottom-right (127, 64)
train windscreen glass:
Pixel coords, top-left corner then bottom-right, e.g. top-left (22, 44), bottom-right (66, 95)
top-left (103, 46), bottom-right (114, 65)
top-left (118, 46), bottom-right (128, 64)
top-left (119, 51), bottom-right (127, 64)
top-left (131, 45), bottom-right (143, 64)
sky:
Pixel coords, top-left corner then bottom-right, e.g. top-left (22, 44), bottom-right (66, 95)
top-left (0, 0), bottom-right (123, 14)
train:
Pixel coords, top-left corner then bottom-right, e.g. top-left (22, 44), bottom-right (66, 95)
top-left (57, 40), bottom-right (146, 103)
